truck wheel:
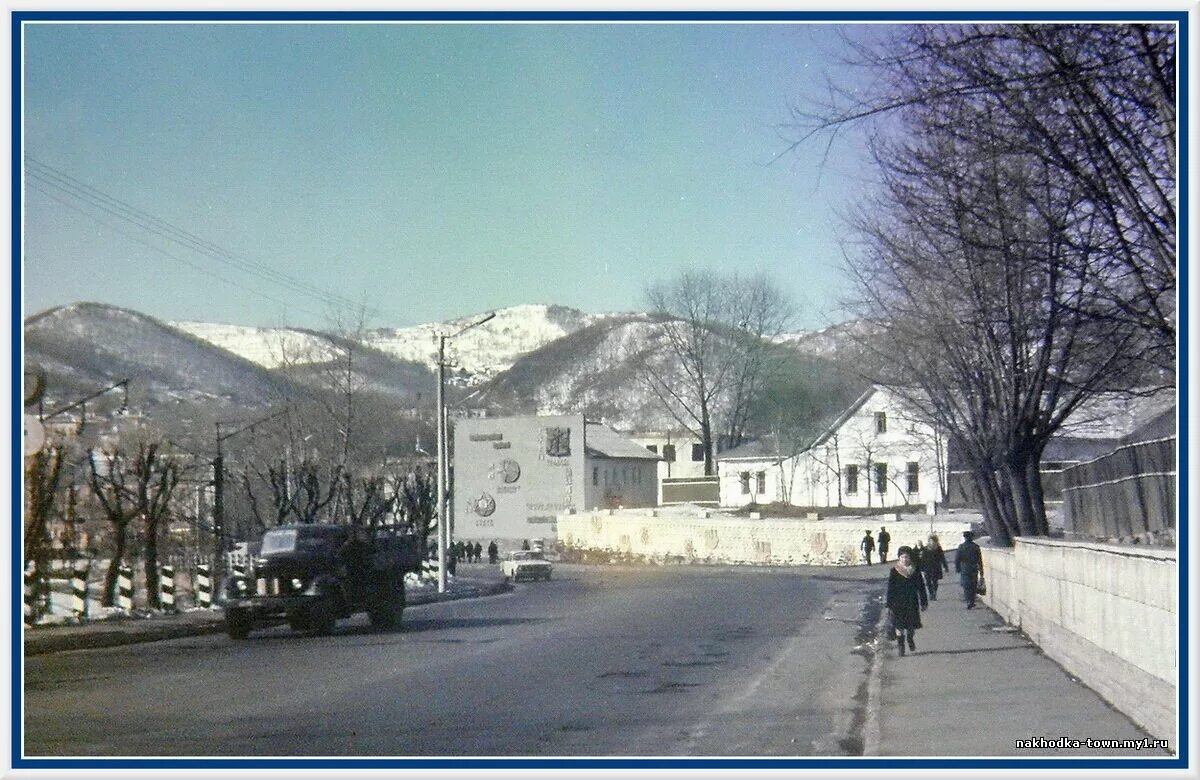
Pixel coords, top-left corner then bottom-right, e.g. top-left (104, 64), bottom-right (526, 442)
top-left (287, 613), bottom-right (310, 633)
top-left (311, 612), bottom-right (337, 635)
top-left (369, 577), bottom-right (406, 630)
top-left (225, 609), bottom-right (252, 640)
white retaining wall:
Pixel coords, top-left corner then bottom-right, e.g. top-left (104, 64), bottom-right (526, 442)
top-left (980, 539), bottom-right (1176, 741)
top-left (557, 508), bottom-right (972, 567)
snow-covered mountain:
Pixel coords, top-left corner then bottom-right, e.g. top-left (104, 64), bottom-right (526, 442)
top-left (775, 319), bottom-right (877, 360)
top-left (28, 300), bottom-right (867, 433)
top-left (169, 322), bottom-right (331, 369)
top-left (174, 304), bottom-right (608, 383)
top-left (365, 304), bottom-right (603, 382)
top-left (25, 302), bottom-right (299, 411)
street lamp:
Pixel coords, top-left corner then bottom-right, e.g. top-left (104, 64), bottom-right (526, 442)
top-left (436, 312), bottom-right (495, 593)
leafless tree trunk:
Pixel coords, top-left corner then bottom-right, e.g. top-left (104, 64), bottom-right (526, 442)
top-left (24, 445), bottom-right (65, 619)
top-left (133, 443), bottom-right (182, 609)
top-left (796, 24), bottom-right (1172, 545)
top-left (641, 271), bottom-right (793, 475)
top-left (88, 448), bottom-right (137, 607)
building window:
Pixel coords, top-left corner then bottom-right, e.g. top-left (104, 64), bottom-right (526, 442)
top-left (592, 467), bottom-right (598, 486)
top-left (756, 471), bottom-right (766, 494)
top-left (846, 465), bottom-right (859, 495)
top-left (691, 443), bottom-right (705, 462)
top-left (740, 472), bottom-right (751, 495)
top-left (875, 463), bottom-right (888, 494)
top-left (646, 444), bottom-right (658, 454)
top-left (906, 462), bottom-right (919, 493)
top-left (545, 427), bottom-right (571, 457)
top-left (663, 444), bottom-right (676, 462)
top-left (875, 412), bottom-right (887, 434)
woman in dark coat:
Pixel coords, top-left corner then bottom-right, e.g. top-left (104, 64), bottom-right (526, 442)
top-left (886, 546), bottom-right (928, 656)
top-left (919, 535), bottom-right (950, 600)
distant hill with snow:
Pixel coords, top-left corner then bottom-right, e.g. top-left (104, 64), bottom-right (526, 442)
top-left (174, 304), bottom-right (608, 383)
top-left (25, 302), bottom-right (299, 412)
top-left (27, 301), bottom-right (874, 436)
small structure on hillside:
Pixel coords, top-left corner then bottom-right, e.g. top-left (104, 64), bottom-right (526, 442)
top-left (453, 414), bottom-right (660, 549)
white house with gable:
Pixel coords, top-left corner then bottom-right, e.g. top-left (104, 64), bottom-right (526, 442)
top-left (719, 386), bottom-right (947, 510)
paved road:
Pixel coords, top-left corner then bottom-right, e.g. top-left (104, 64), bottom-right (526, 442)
top-left (22, 563), bottom-right (879, 757)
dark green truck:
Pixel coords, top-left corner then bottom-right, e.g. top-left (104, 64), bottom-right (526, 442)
top-left (221, 523), bottom-right (421, 639)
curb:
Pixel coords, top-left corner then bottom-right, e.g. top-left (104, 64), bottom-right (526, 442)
top-left (860, 592), bottom-right (889, 756)
top-left (24, 579), bottom-right (514, 657)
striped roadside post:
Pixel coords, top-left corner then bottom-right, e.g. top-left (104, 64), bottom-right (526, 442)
top-left (117, 563), bottom-right (134, 611)
top-left (72, 559), bottom-right (91, 619)
top-left (160, 564), bottom-right (176, 612)
top-left (23, 561), bottom-right (36, 626)
top-left (195, 561), bottom-right (212, 608)
top-left (420, 559), bottom-right (440, 581)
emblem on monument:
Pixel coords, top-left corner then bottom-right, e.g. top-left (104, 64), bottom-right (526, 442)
top-left (473, 492), bottom-right (496, 517)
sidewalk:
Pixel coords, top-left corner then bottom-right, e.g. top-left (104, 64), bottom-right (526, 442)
top-left (869, 580), bottom-right (1171, 757)
top-left (23, 573), bottom-right (511, 657)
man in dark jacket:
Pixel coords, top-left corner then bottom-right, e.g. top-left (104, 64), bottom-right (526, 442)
top-left (920, 534), bottom-right (950, 600)
top-left (877, 527), bottom-right (891, 562)
top-left (860, 530), bottom-right (875, 565)
top-left (954, 530), bottom-right (984, 609)
top-left (487, 540), bottom-right (499, 565)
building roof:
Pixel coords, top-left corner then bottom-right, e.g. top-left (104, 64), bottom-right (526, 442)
top-left (1058, 390), bottom-right (1176, 440)
top-left (1121, 405), bottom-right (1176, 444)
top-left (808, 387), bottom-right (878, 449)
top-left (584, 421), bottom-right (662, 460)
top-left (719, 434), bottom-right (787, 462)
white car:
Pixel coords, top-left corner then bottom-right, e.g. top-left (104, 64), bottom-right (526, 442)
top-left (502, 550), bottom-right (552, 582)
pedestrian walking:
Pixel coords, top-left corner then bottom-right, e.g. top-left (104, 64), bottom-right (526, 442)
top-left (954, 530), bottom-right (984, 609)
top-left (886, 546), bottom-right (928, 657)
top-left (473, 541), bottom-right (483, 563)
top-left (487, 540), bottom-right (498, 565)
top-left (521, 539), bottom-right (531, 551)
top-left (877, 526), bottom-right (891, 562)
top-left (860, 530), bottom-right (875, 565)
top-left (921, 534), bottom-right (949, 600)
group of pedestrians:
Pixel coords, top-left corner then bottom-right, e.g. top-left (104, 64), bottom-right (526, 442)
top-left (453, 540), bottom-right (502, 565)
top-left (881, 529), bottom-right (985, 657)
top-left (452, 540), bottom-right (484, 564)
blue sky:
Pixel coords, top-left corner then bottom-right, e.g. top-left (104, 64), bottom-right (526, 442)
top-left (22, 22), bottom-right (875, 330)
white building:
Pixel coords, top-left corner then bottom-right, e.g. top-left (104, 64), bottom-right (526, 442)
top-left (622, 429), bottom-right (709, 481)
top-left (718, 386), bottom-right (947, 510)
top-left (454, 414), bottom-right (660, 549)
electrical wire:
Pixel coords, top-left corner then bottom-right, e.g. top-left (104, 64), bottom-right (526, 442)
top-left (26, 180), bottom-right (322, 320)
top-left (24, 156), bottom-right (361, 313)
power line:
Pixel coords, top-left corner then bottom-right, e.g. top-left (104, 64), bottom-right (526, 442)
top-left (26, 180), bottom-right (322, 321)
top-left (25, 156), bottom-right (362, 312)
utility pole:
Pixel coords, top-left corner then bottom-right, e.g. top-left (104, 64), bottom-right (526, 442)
top-left (211, 408), bottom-right (289, 584)
top-left (213, 423), bottom-right (226, 584)
top-left (435, 312), bottom-right (495, 594)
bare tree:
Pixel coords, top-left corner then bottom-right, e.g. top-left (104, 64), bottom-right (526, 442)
top-left (342, 471), bottom-right (397, 530)
top-left (792, 23), bottom-right (1176, 379)
top-left (393, 467), bottom-right (437, 558)
top-left (133, 443), bottom-right (182, 609)
top-left (24, 445), bottom-right (66, 620)
top-left (641, 271), bottom-right (794, 475)
top-left (88, 447), bottom-right (138, 607)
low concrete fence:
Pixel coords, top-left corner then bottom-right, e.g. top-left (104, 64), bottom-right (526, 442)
top-left (980, 538), bottom-right (1176, 741)
top-left (557, 508), bottom-right (971, 567)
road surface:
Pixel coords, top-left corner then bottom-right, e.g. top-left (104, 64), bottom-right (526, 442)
top-left (23, 563), bottom-right (880, 757)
